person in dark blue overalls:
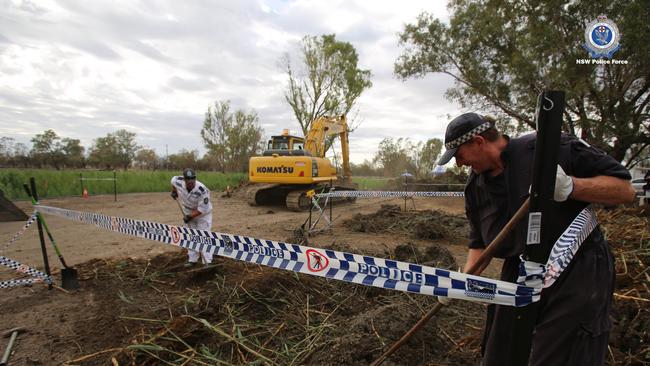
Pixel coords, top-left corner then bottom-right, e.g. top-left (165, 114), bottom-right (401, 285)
top-left (438, 113), bottom-right (636, 366)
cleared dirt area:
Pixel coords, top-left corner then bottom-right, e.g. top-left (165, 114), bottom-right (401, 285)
top-left (0, 191), bottom-right (647, 365)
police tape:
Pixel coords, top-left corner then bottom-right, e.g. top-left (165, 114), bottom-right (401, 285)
top-left (1, 211), bottom-right (38, 252)
top-left (35, 204), bottom-right (541, 307)
top-left (0, 212), bottom-right (53, 289)
top-left (518, 207), bottom-right (598, 288)
top-left (0, 255), bottom-right (52, 288)
top-left (314, 191), bottom-right (465, 198)
top-left (0, 278), bottom-right (46, 289)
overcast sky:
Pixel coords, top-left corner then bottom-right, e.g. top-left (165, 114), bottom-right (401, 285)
top-left (0, 0), bottom-right (461, 164)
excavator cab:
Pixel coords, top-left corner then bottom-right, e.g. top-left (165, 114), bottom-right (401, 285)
top-left (263, 130), bottom-right (310, 156)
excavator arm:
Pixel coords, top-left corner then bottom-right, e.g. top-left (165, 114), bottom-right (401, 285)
top-left (304, 115), bottom-right (351, 179)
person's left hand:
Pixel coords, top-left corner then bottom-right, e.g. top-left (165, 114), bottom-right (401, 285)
top-left (183, 215), bottom-right (192, 224)
top-left (437, 296), bottom-right (452, 306)
top-left (554, 165), bottom-right (574, 202)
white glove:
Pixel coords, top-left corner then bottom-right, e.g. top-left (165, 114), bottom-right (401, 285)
top-left (437, 296), bottom-right (452, 306)
top-left (554, 165), bottom-right (574, 202)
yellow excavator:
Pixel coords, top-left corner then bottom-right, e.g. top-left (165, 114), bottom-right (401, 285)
top-left (247, 115), bottom-right (356, 211)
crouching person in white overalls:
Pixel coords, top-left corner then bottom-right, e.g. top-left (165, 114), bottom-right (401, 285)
top-left (170, 168), bottom-right (214, 267)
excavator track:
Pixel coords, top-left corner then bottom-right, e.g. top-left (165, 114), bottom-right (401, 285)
top-left (286, 190), bottom-right (312, 211)
top-left (245, 183), bottom-right (280, 206)
top-left (247, 182), bottom-right (357, 212)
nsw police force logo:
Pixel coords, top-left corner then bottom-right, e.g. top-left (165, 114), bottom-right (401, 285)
top-left (583, 15), bottom-right (620, 59)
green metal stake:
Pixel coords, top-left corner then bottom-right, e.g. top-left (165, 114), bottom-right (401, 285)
top-left (24, 181), bottom-right (79, 289)
top-left (28, 178), bottom-right (52, 290)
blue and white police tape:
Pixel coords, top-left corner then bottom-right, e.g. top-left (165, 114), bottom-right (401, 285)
top-left (36, 204), bottom-right (538, 306)
top-left (0, 255), bottom-right (52, 287)
top-left (0, 278), bottom-right (46, 289)
top-left (517, 207), bottom-right (598, 289)
top-left (314, 191), bottom-right (465, 199)
top-left (1, 211), bottom-right (38, 252)
top-left (0, 213), bottom-right (51, 290)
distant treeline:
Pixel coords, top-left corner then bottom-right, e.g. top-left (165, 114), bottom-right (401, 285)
top-left (0, 130), bottom-right (245, 172)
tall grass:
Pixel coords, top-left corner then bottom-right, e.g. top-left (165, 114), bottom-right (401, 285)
top-left (352, 176), bottom-right (391, 190)
top-left (0, 169), bottom-right (247, 200)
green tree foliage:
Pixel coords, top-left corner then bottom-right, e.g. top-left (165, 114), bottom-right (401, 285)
top-left (114, 129), bottom-right (140, 169)
top-left (350, 159), bottom-right (383, 176)
top-left (0, 137), bottom-right (14, 165)
top-left (60, 138), bottom-right (85, 168)
top-left (0, 137), bottom-right (28, 167)
top-left (373, 138), bottom-right (415, 177)
top-left (29, 131), bottom-right (86, 169)
top-left (395, 0), bottom-right (650, 166)
top-left (284, 34), bottom-right (373, 136)
top-left (201, 100), bottom-right (263, 173)
top-left (134, 148), bottom-right (160, 170)
top-left (30, 129), bottom-right (64, 169)
top-left (88, 134), bottom-right (118, 169)
top-left (412, 138), bottom-right (443, 178)
top-left (168, 149), bottom-right (198, 171)
top-left (373, 137), bottom-right (443, 177)
top-left (88, 129), bottom-right (140, 170)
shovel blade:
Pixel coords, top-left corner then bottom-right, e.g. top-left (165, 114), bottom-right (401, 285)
top-left (61, 267), bottom-right (79, 290)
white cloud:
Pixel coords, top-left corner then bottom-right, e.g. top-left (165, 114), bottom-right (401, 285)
top-left (0, 0), bottom-right (460, 164)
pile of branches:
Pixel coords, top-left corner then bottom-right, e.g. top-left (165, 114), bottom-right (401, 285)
top-left (64, 245), bottom-right (483, 366)
top-left (598, 206), bottom-right (650, 365)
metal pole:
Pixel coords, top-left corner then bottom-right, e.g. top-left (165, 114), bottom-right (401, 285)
top-left (404, 175), bottom-right (409, 212)
top-left (308, 197), bottom-right (313, 234)
top-left (507, 90), bottom-right (565, 365)
top-left (113, 170), bottom-right (117, 202)
top-left (329, 180), bottom-right (333, 230)
top-left (30, 177), bottom-right (52, 290)
top-left (79, 173), bottom-right (83, 196)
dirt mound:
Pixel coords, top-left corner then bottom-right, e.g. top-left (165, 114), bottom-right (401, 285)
top-left (227, 180), bottom-right (253, 199)
top-left (597, 207), bottom-right (650, 364)
top-left (392, 243), bottom-right (457, 270)
top-left (2, 245), bottom-right (480, 365)
top-left (345, 204), bottom-right (469, 241)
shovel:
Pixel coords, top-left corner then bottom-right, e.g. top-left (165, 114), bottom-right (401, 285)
top-left (23, 184), bottom-right (79, 290)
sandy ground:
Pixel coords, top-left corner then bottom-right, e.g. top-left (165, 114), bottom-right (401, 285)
top-left (0, 190), bottom-right (489, 365)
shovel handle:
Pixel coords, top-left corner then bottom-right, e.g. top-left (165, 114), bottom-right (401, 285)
top-left (174, 194), bottom-right (186, 216)
top-left (371, 197), bottom-right (531, 366)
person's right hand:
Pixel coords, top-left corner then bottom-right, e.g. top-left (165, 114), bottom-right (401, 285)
top-left (171, 191), bottom-right (178, 200)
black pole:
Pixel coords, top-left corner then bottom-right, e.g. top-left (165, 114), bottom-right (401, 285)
top-left (329, 180), bottom-right (333, 229)
top-left (308, 196), bottom-right (313, 233)
top-left (79, 173), bottom-right (83, 197)
top-left (113, 170), bottom-right (117, 202)
top-left (30, 177), bottom-right (52, 290)
top-left (508, 90), bottom-right (565, 364)
top-left (404, 174), bottom-right (409, 212)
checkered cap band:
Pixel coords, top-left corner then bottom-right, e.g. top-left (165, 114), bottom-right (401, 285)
top-left (444, 121), bottom-right (492, 150)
